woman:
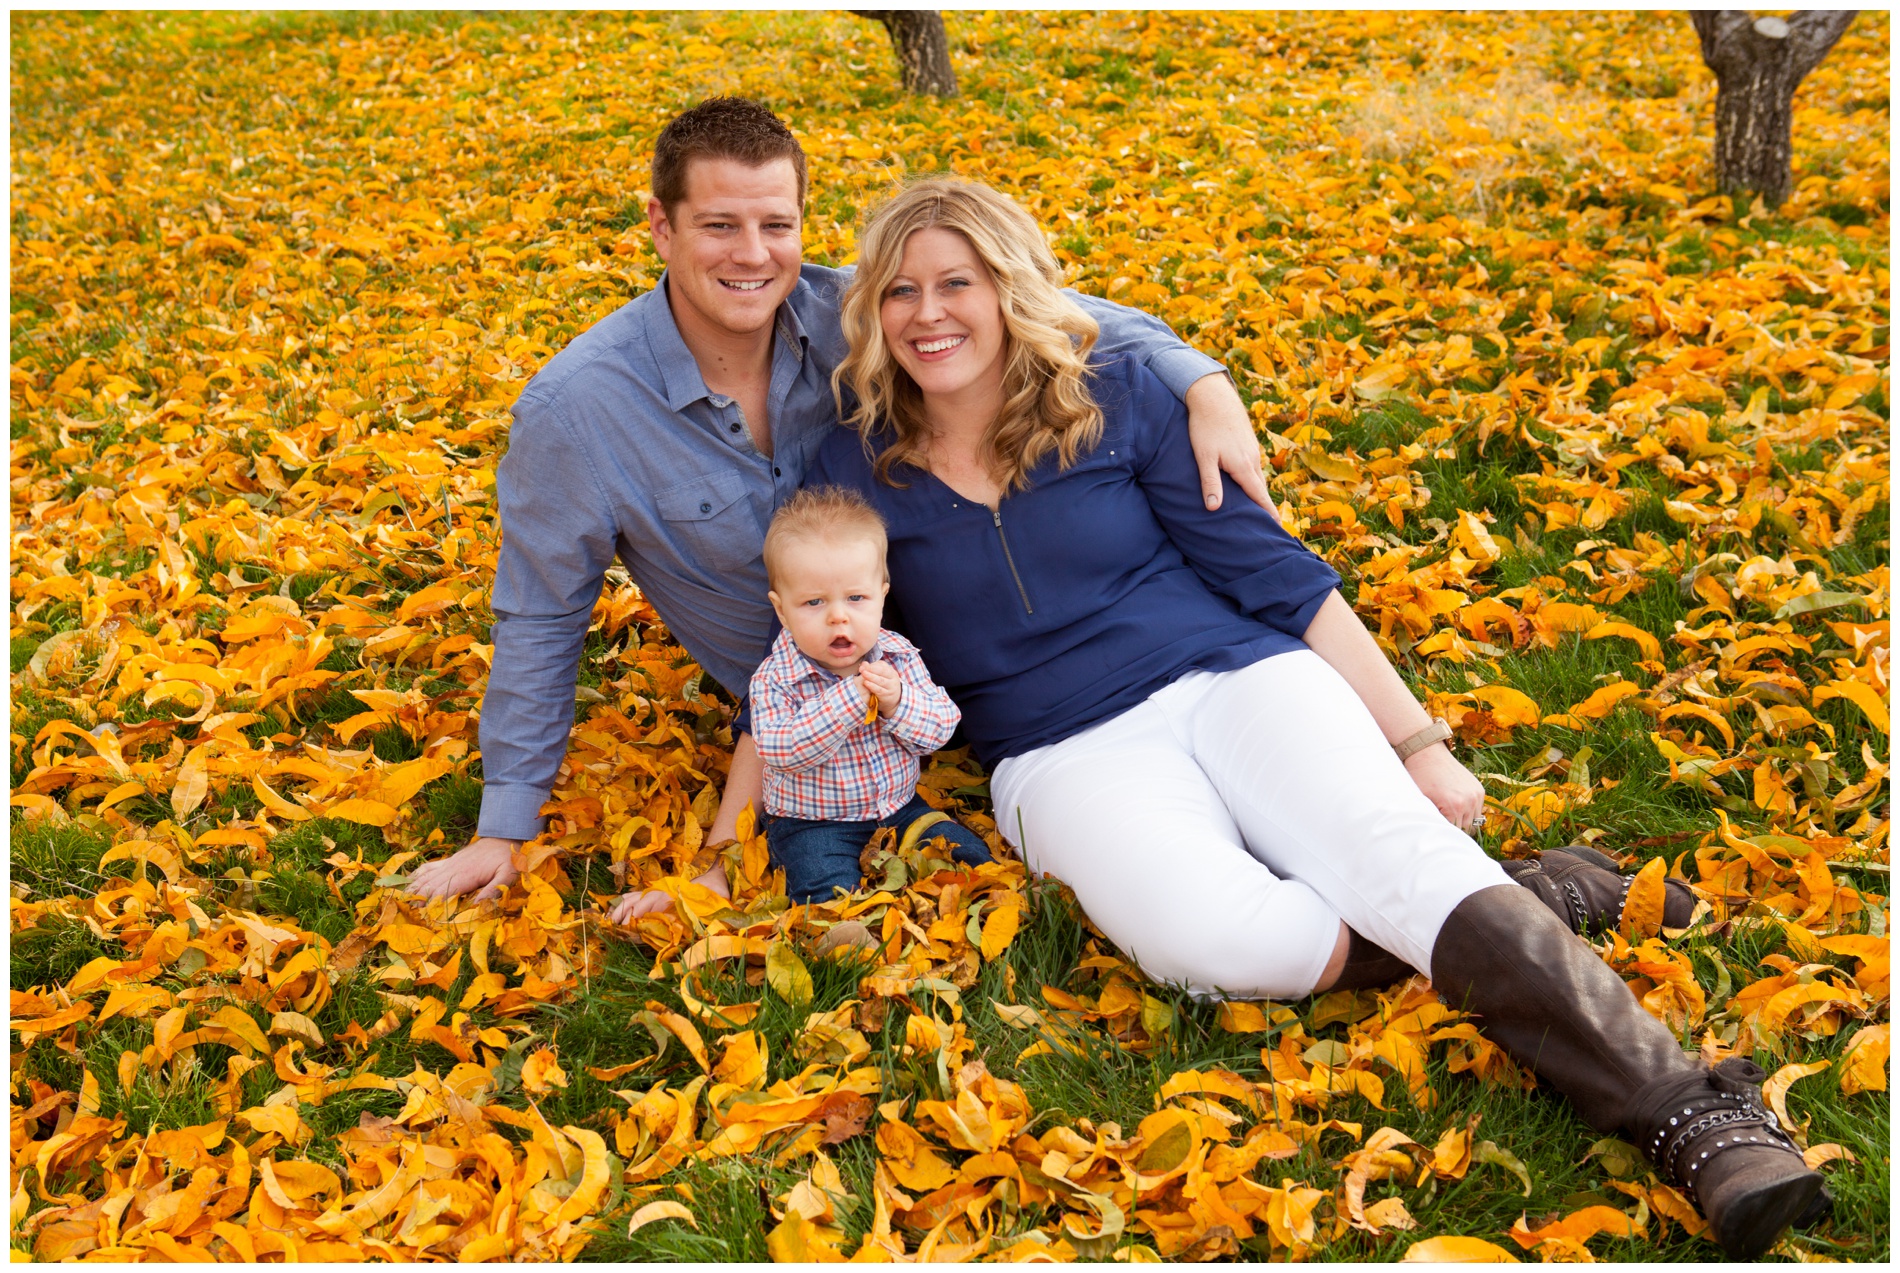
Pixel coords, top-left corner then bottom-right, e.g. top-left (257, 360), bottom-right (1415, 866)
top-left (805, 179), bottom-right (1824, 1260)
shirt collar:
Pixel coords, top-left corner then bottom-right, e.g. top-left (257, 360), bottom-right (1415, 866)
top-left (646, 270), bottom-right (808, 414)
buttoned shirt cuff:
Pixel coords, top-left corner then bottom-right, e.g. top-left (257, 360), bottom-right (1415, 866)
top-left (477, 783), bottom-right (550, 842)
top-left (1144, 346), bottom-right (1227, 399)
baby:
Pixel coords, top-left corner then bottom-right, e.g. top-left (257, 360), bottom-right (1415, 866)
top-left (750, 486), bottom-right (992, 901)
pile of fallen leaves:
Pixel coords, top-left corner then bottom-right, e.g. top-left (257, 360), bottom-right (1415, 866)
top-left (11, 9), bottom-right (1888, 1263)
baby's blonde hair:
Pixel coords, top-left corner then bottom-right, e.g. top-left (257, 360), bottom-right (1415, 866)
top-left (763, 486), bottom-right (888, 590)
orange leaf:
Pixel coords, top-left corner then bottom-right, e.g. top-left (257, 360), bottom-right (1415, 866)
top-left (324, 797), bottom-right (400, 827)
top-left (520, 1046), bottom-right (568, 1094)
top-left (1814, 680), bottom-right (1888, 733)
top-left (1763, 1060), bottom-right (1830, 1134)
top-left (628, 1200), bottom-right (697, 1234)
top-left (1402, 1235), bottom-right (1520, 1262)
top-left (1620, 857), bottom-right (1668, 941)
top-left (1470, 685), bottom-right (1541, 728)
top-left (1840, 1024), bottom-right (1889, 1095)
top-left (1585, 620), bottom-right (1662, 663)
top-left (170, 743), bottom-right (210, 820)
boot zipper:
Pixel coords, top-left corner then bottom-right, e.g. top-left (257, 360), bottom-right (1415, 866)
top-left (991, 506), bottom-right (1034, 615)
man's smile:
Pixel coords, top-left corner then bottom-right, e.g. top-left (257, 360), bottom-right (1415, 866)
top-left (722, 279), bottom-right (771, 292)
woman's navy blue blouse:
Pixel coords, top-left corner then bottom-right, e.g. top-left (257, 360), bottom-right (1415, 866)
top-left (804, 353), bottom-right (1342, 767)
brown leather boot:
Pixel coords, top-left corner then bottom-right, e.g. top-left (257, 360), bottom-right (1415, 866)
top-left (1503, 845), bottom-right (1698, 934)
top-left (1331, 928), bottom-right (1414, 990)
top-left (1432, 885), bottom-right (1826, 1260)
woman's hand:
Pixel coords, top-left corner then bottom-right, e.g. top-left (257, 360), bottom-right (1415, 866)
top-left (1404, 744), bottom-right (1487, 833)
top-left (608, 863), bottom-right (731, 924)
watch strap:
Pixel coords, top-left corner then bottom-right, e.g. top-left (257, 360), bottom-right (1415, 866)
top-left (1394, 719), bottom-right (1453, 762)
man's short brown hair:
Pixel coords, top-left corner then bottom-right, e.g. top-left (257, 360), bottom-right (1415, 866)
top-left (652, 97), bottom-right (808, 215)
top-left (763, 486), bottom-right (887, 590)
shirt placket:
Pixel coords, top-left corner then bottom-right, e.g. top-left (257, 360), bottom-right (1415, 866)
top-left (769, 315), bottom-right (807, 503)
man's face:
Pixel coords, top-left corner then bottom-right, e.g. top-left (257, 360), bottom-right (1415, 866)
top-left (649, 155), bottom-right (803, 343)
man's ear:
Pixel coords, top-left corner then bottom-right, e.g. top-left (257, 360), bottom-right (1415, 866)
top-left (648, 196), bottom-right (672, 263)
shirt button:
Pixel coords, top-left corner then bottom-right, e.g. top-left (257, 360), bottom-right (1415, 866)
top-left (729, 422), bottom-right (741, 433)
top-left (699, 501), bottom-right (712, 514)
top-left (774, 467), bottom-right (781, 476)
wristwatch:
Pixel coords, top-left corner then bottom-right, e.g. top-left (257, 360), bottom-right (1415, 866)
top-left (1393, 718), bottom-right (1453, 763)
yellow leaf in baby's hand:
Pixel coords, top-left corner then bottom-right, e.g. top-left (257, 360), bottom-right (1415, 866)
top-left (521, 1046), bottom-right (568, 1094)
top-left (1620, 857), bottom-right (1667, 941)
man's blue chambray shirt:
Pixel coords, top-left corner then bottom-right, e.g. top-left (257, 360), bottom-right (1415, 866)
top-left (477, 262), bottom-right (1224, 840)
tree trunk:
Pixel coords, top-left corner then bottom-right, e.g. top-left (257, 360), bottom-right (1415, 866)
top-left (852, 10), bottom-right (958, 97)
top-left (1689, 10), bottom-right (1856, 209)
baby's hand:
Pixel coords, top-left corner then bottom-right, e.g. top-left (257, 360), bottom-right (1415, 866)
top-left (859, 660), bottom-right (902, 717)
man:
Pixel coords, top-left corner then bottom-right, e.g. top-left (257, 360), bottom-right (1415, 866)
top-left (406, 98), bottom-right (1275, 917)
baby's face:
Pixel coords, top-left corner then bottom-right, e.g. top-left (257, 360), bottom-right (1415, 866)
top-left (767, 535), bottom-right (889, 675)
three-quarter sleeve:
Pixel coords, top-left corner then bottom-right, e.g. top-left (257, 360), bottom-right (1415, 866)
top-left (1118, 361), bottom-right (1341, 637)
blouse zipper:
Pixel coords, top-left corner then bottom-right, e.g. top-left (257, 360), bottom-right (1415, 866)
top-left (992, 506), bottom-right (1034, 615)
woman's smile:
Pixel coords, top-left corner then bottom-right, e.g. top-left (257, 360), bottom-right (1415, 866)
top-left (911, 333), bottom-right (967, 357)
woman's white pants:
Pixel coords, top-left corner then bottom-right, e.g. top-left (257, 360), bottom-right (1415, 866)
top-left (990, 649), bottom-right (1513, 1000)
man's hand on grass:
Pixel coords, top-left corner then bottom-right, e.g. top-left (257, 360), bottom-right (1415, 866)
top-left (608, 863), bottom-right (731, 924)
top-left (406, 836), bottom-right (521, 901)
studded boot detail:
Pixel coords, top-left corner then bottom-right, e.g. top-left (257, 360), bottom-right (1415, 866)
top-left (1629, 1057), bottom-right (1830, 1259)
top-left (1431, 885), bottom-right (1825, 1260)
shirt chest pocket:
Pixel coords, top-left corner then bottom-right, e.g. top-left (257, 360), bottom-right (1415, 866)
top-left (654, 470), bottom-right (762, 574)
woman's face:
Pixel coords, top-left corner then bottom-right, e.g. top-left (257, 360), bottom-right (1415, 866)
top-left (878, 227), bottom-right (1006, 413)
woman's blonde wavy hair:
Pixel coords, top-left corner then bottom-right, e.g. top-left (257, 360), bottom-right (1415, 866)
top-left (832, 179), bottom-right (1102, 492)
